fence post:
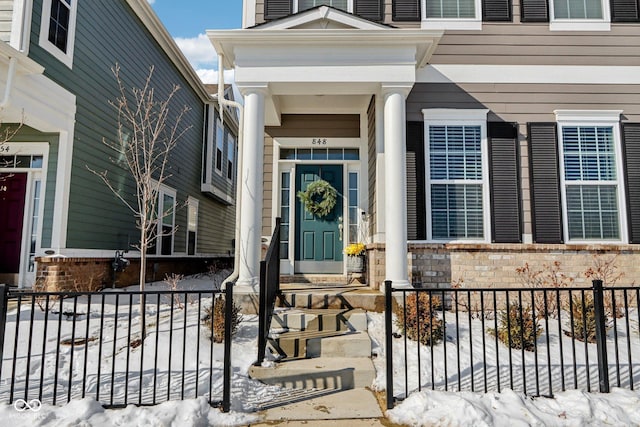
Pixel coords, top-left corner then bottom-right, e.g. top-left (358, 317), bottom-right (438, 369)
top-left (385, 280), bottom-right (394, 409)
top-left (222, 282), bottom-right (234, 413)
top-left (0, 284), bottom-right (7, 363)
top-left (592, 279), bottom-right (610, 393)
top-left (256, 261), bottom-right (267, 366)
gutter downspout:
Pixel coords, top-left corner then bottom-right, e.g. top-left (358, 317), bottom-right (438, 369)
top-left (215, 53), bottom-right (244, 289)
top-left (0, 57), bottom-right (18, 108)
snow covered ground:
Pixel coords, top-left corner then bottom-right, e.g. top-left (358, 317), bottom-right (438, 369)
top-left (2, 276), bottom-right (640, 426)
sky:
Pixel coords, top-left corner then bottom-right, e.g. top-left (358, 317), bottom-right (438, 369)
top-left (148, 1), bottom-right (243, 83)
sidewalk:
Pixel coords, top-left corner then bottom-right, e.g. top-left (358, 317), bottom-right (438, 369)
top-left (247, 388), bottom-right (389, 426)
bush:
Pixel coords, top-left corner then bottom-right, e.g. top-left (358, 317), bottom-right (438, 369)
top-left (394, 293), bottom-right (444, 346)
top-left (494, 303), bottom-right (542, 351)
top-left (202, 295), bottom-right (242, 343)
top-left (564, 294), bottom-right (610, 343)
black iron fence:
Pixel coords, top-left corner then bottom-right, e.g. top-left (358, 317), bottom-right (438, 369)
top-left (256, 217), bottom-right (281, 365)
top-left (0, 284), bottom-right (233, 411)
top-left (385, 280), bottom-right (640, 409)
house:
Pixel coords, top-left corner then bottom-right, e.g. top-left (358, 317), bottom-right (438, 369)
top-left (0, 0), bottom-right (237, 289)
top-left (207, 0), bottom-right (640, 290)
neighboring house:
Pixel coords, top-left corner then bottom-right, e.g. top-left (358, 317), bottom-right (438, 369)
top-left (208, 0), bottom-right (640, 290)
top-left (0, 0), bottom-right (237, 289)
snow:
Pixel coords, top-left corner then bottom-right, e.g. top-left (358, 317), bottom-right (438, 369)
top-left (3, 276), bottom-right (640, 426)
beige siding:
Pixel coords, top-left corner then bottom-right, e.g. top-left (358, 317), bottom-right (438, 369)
top-left (408, 81), bottom-right (640, 242)
top-left (262, 136), bottom-right (275, 238)
top-left (0, 0), bottom-right (13, 43)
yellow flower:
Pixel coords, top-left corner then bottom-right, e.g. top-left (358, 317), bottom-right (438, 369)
top-left (344, 243), bottom-right (366, 257)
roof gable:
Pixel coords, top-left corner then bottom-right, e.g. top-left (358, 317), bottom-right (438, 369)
top-left (253, 5), bottom-right (391, 30)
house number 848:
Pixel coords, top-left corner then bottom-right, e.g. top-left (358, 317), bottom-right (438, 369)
top-left (312, 138), bottom-right (327, 145)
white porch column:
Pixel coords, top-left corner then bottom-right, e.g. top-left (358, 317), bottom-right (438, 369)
top-left (237, 86), bottom-right (267, 290)
top-left (382, 86), bottom-right (411, 287)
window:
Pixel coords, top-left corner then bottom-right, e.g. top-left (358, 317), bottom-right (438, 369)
top-left (215, 118), bottom-right (224, 174)
top-left (422, 0), bottom-right (482, 29)
top-left (556, 111), bottom-right (625, 242)
top-left (187, 198), bottom-right (199, 255)
top-left (227, 135), bottom-right (235, 181)
top-left (549, 0), bottom-right (610, 30)
top-left (297, 0), bottom-right (349, 12)
top-left (149, 185), bottom-right (176, 255)
top-left (39, 0), bottom-right (78, 68)
top-left (280, 172), bottom-right (291, 259)
top-left (423, 109), bottom-right (490, 242)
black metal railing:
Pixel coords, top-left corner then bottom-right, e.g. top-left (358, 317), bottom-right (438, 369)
top-left (385, 280), bottom-right (639, 409)
top-left (256, 217), bottom-right (282, 365)
top-left (0, 283), bottom-right (234, 411)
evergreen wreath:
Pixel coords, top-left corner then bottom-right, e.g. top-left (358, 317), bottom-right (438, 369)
top-left (297, 179), bottom-right (337, 218)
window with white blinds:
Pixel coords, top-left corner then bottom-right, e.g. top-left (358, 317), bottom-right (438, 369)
top-left (561, 126), bottom-right (621, 240)
top-left (426, 0), bottom-right (476, 18)
top-left (427, 124), bottom-right (487, 240)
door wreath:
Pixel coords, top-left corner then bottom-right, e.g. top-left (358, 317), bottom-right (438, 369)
top-left (297, 179), bottom-right (337, 218)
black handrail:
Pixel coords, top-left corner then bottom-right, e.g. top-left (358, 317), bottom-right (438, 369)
top-left (256, 217), bottom-right (282, 365)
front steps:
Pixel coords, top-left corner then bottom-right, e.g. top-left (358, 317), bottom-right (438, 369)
top-left (249, 305), bottom-right (376, 392)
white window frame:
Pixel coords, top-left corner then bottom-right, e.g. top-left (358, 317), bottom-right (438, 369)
top-left (156, 184), bottom-right (177, 256)
top-left (549, 0), bottom-right (611, 31)
top-left (423, 109), bottom-right (490, 243)
top-left (186, 197), bottom-right (199, 256)
top-left (39, 0), bottom-right (78, 68)
top-left (293, 0), bottom-right (353, 13)
top-left (215, 118), bottom-right (224, 175)
top-left (555, 110), bottom-right (627, 244)
top-left (421, 0), bottom-right (482, 30)
top-left (227, 134), bottom-right (235, 182)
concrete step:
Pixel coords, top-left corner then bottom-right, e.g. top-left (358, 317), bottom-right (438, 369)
top-left (273, 329), bottom-right (351, 360)
top-left (308, 331), bottom-right (372, 358)
top-left (278, 287), bottom-right (384, 312)
top-left (271, 308), bottom-right (368, 332)
top-left (249, 357), bottom-right (376, 390)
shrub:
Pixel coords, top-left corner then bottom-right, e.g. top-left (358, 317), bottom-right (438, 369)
top-left (494, 303), bottom-right (542, 351)
top-left (394, 293), bottom-right (444, 346)
top-left (202, 295), bottom-right (242, 343)
top-left (564, 294), bottom-right (610, 343)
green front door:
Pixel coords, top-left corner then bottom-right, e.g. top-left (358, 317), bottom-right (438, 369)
top-left (295, 165), bottom-right (344, 274)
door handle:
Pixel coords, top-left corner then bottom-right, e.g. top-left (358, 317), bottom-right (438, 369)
top-left (338, 216), bottom-right (343, 241)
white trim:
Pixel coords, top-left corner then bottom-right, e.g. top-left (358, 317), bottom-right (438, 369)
top-left (11, 0), bottom-right (33, 52)
top-left (419, 65), bottom-right (640, 85)
top-left (38, 0), bottom-right (78, 69)
top-left (549, 0), bottom-right (611, 31)
top-left (243, 0), bottom-right (256, 28)
top-left (186, 196), bottom-right (199, 256)
top-left (555, 111), bottom-right (627, 244)
top-left (423, 109), bottom-right (491, 244)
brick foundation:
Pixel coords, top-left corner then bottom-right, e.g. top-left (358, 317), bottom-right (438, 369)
top-left (35, 256), bottom-right (232, 291)
top-left (366, 243), bottom-right (640, 289)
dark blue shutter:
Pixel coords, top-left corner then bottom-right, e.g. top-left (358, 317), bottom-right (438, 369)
top-left (528, 122), bottom-right (563, 244)
top-left (355, 0), bottom-right (384, 21)
top-left (265, 0), bottom-right (292, 20)
top-left (622, 123), bottom-right (640, 243)
top-left (489, 122), bottom-right (521, 243)
top-left (483, 0), bottom-right (513, 21)
top-left (393, 0), bottom-right (421, 21)
top-left (406, 121), bottom-right (426, 240)
top-left (520, 0), bottom-right (549, 21)
top-left (611, 0), bottom-right (640, 21)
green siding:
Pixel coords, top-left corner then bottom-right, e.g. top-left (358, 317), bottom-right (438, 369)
top-left (28, 0), bottom-right (235, 256)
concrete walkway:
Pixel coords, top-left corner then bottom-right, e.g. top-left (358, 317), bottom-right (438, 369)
top-left (248, 388), bottom-right (387, 426)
